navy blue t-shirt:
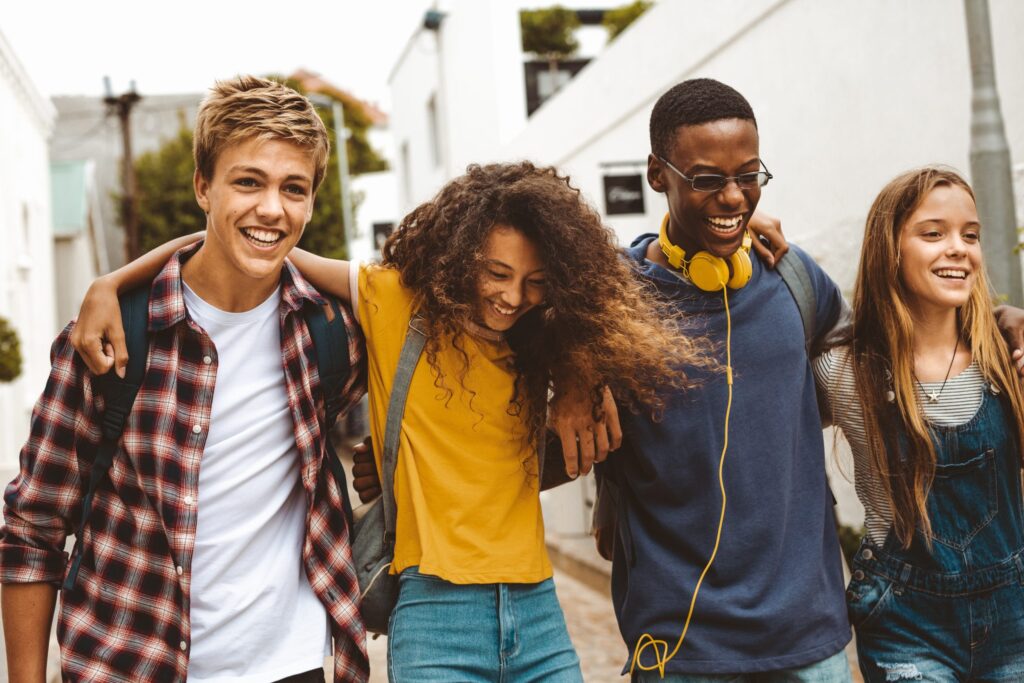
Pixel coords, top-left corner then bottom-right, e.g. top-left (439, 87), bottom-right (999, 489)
top-left (606, 236), bottom-right (851, 674)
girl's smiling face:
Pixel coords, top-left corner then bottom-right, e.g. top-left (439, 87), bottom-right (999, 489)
top-left (898, 183), bottom-right (982, 320)
top-left (474, 224), bottom-right (547, 332)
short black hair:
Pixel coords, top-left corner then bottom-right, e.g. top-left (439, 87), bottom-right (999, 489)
top-left (649, 78), bottom-right (757, 159)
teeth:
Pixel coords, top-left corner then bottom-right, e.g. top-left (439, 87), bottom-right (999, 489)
top-left (492, 302), bottom-right (517, 316)
top-left (934, 269), bottom-right (967, 279)
top-left (706, 216), bottom-right (742, 231)
top-left (242, 228), bottom-right (283, 245)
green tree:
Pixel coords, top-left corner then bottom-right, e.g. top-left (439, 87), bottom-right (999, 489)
top-left (131, 79), bottom-right (388, 261)
top-left (520, 6), bottom-right (580, 60)
top-left (603, 1), bottom-right (652, 41)
top-left (0, 316), bottom-right (23, 383)
top-left (134, 119), bottom-right (205, 255)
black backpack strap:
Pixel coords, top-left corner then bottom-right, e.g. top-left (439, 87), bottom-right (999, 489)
top-left (775, 252), bottom-right (816, 352)
top-left (305, 296), bottom-right (356, 524)
top-left (64, 286), bottom-right (150, 592)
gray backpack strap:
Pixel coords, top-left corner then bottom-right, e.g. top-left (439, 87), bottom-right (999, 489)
top-left (381, 318), bottom-right (427, 543)
top-left (775, 252), bottom-right (816, 351)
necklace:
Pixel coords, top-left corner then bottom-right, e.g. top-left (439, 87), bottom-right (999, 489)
top-left (913, 337), bottom-right (959, 404)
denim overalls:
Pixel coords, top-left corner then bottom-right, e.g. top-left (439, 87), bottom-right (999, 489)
top-left (848, 387), bottom-right (1024, 682)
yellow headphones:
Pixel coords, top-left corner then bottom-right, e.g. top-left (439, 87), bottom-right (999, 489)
top-left (658, 214), bottom-right (752, 291)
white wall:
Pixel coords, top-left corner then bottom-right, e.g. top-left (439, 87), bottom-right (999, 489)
top-left (502, 0), bottom-right (1024, 296)
top-left (0, 30), bottom-right (57, 470)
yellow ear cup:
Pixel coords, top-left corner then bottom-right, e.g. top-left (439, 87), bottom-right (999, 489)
top-left (726, 234), bottom-right (753, 289)
top-left (688, 252), bottom-right (730, 292)
top-left (658, 213), bottom-right (753, 291)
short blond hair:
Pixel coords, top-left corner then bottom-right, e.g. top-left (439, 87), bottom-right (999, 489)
top-left (193, 75), bottom-right (330, 190)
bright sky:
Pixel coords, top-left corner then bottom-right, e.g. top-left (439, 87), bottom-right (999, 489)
top-left (0, 0), bottom-right (618, 111)
top-left (0, 0), bottom-right (434, 107)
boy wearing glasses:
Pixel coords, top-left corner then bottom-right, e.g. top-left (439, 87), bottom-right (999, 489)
top-left (602, 78), bottom-right (853, 681)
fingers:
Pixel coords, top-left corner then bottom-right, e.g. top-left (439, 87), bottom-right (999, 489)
top-left (750, 235), bottom-right (775, 269)
top-left (107, 328), bottom-right (129, 379)
top-left (772, 238), bottom-right (790, 263)
top-left (577, 428), bottom-right (597, 475)
top-left (594, 426), bottom-right (610, 465)
top-left (600, 386), bottom-right (622, 452)
top-left (351, 436), bottom-right (381, 503)
top-left (1014, 348), bottom-right (1024, 378)
top-left (80, 338), bottom-right (114, 375)
top-left (558, 425), bottom-right (580, 480)
top-left (352, 478), bottom-right (381, 504)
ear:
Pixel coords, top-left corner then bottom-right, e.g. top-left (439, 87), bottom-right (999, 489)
top-left (647, 154), bottom-right (666, 194)
top-left (194, 169), bottom-right (211, 213)
top-left (306, 192), bottom-right (316, 223)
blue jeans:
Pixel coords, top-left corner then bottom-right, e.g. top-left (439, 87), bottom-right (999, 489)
top-left (632, 648), bottom-right (851, 682)
top-left (387, 568), bottom-right (582, 682)
top-left (851, 389), bottom-right (1024, 682)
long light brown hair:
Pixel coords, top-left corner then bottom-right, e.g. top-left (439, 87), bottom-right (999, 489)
top-left (852, 166), bottom-right (1024, 547)
top-left (381, 161), bottom-right (714, 450)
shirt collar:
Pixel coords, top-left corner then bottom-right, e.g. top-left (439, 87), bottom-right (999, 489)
top-left (147, 240), bottom-right (326, 332)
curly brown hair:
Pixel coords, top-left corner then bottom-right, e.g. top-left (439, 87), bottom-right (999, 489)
top-left (381, 161), bottom-right (712, 444)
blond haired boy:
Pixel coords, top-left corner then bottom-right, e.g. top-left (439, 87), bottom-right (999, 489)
top-left (0, 76), bottom-right (368, 682)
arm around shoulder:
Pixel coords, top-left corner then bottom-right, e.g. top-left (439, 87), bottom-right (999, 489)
top-left (288, 247), bottom-right (353, 302)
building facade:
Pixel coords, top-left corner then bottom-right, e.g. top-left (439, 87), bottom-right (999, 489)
top-left (0, 29), bottom-right (56, 470)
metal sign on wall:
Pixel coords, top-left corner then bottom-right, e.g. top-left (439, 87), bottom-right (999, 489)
top-left (603, 172), bottom-right (645, 215)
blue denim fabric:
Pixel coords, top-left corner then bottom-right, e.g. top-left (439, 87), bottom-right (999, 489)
top-left (632, 648), bottom-right (851, 682)
top-left (850, 389), bottom-right (1024, 682)
top-left (387, 568), bottom-right (582, 682)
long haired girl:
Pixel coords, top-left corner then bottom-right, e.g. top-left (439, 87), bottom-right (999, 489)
top-left (814, 166), bottom-right (1024, 682)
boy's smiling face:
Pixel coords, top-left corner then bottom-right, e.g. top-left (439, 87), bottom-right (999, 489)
top-left (648, 117), bottom-right (762, 259)
top-left (194, 137), bottom-right (315, 288)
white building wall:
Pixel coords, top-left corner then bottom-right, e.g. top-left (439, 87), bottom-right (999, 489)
top-left (503, 0), bottom-right (1024, 295)
top-left (389, 0), bottom-right (535, 213)
top-left (0, 30), bottom-right (57, 470)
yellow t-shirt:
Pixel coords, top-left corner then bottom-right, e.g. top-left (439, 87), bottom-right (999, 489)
top-left (357, 265), bottom-right (551, 583)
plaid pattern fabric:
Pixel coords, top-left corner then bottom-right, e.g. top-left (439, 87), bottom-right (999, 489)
top-left (0, 243), bottom-right (369, 682)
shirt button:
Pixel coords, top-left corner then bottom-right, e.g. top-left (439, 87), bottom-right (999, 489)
top-left (203, 355), bottom-right (213, 365)
top-left (192, 424), bottom-right (202, 434)
top-left (861, 548), bottom-right (874, 561)
top-left (179, 640), bottom-right (187, 651)
top-left (852, 569), bottom-right (865, 581)
top-left (176, 566), bottom-right (184, 576)
top-left (184, 495), bottom-right (194, 506)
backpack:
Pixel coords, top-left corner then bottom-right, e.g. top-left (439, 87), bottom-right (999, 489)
top-left (63, 286), bottom-right (354, 591)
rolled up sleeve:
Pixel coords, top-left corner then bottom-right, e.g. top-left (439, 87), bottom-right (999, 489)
top-left (0, 324), bottom-right (99, 585)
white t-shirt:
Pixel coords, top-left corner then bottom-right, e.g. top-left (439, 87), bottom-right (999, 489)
top-left (184, 283), bottom-right (330, 683)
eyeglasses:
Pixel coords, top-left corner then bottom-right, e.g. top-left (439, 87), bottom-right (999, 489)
top-left (657, 155), bottom-right (773, 193)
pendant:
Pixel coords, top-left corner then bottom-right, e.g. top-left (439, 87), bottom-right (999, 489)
top-left (926, 390), bottom-right (939, 403)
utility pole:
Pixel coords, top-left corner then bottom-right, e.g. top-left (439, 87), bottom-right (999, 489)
top-left (964, 0), bottom-right (1021, 306)
top-left (104, 77), bottom-right (143, 262)
top-left (309, 94), bottom-right (356, 255)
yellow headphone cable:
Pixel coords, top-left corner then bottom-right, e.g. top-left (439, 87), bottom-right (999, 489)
top-left (629, 284), bottom-right (734, 678)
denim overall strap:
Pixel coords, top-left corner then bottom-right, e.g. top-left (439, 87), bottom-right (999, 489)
top-left (865, 388), bottom-right (1024, 589)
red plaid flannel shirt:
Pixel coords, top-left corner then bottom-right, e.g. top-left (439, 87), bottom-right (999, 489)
top-left (0, 243), bottom-right (369, 682)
